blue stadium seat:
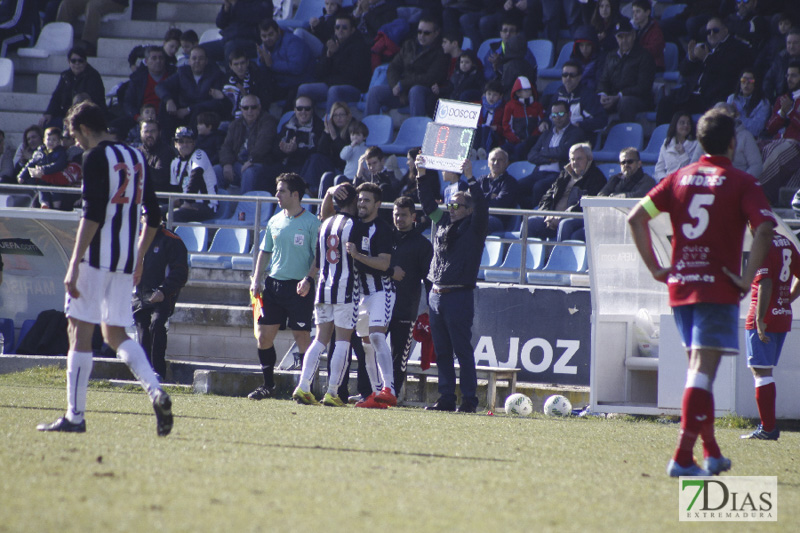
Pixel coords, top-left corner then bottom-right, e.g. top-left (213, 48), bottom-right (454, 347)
top-left (379, 116), bottom-right (432, 155)
top-left (593, 123), bottom-right (644, 162)
top-left (355, 64), bottom-right (390, 112)
top-left (660, 3), bottom-right (687, 20)
top-left (229, 191), bottom-right (276, 226)
top-left (0, 318), bottom-right (15, 355)
top-left (361, 114), bottom-right (393, 145)
top-left (539, 41), bottom-right (572, 79)
top-left (471, 159), bottom-right (489, 177)
top-left (527, 39), bottom-right (554, 70)
top-left (15, 319), bottom-right (35, 354)
top-left (277, 110), bottom-right (294, 132)
top-left (527, 240), bottom-right (587, 285)
top-left (507, 161), bottom-right (536, 181)
top-left (293, 28), bottom-right (323, 57)
top-left (397, 7), bottom-right (422, 24)
top-left (597, 163), bottom-right (621, 180)
top-left (478, 238), bottom-right (505, 280)
top-left (483, 240), bottom-right (545, 283)
top-left (640, 123), bottom-right (668, 164)
top-left (477, 38), bottom-right (501, 78)
top-left (660, 42), bottom-right (680, 82)
top-left (277, 0), bottom-right (324, 30)
top-left (210, 188), bottom-right (237, 221)
top-left (191, 228), bottom-right (251, 269)
top-left (174, 226), bottom-right (208, 253)
top-left (462, 36), bottom-right (472, 50)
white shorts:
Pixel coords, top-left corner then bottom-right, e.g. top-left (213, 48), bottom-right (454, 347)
top-left (355, 290), bottom-right (395, 337)
top-left (314, 301), bottom-right (358, 329)
top-left (64, 264), bottom-right (135, 327)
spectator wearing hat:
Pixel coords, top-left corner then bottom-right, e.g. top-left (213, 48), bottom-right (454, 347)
top-left (596, 18), bottom-right (656, 122)
top-left (169, 127), bottom-right (219, 222)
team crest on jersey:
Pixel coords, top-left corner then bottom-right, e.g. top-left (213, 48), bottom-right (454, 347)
top-left (294, 233), bottom-right (304, 246)
top-left (362, 236), bottom-right (370, 252)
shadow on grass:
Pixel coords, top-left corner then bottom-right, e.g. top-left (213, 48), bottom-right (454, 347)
top-left (0, 403), bottom-right (220, 421)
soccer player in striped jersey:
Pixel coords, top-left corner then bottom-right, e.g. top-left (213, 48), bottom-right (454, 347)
top-left (37, 101), bottom-right (173, 437)
top-left (293, 183), bottom-right (366, 407)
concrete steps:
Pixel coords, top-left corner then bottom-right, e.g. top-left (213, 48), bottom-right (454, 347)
top-left (100, 20), bottom-right (217, 40)
top-left (13, 55), bottom-right (132, 78)
top-left (157, 2), bottom-right (221, 23)
top-left (2, 112), bottom-right (46, 136)
top-left (0, 93), bottom-right (52, 113)
top-left (96, 37), bottom-right (162, 59)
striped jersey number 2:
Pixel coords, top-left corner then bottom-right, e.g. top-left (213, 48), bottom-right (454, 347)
top-left (111, 162), bottom-right (144, 204)
top-left (682, 194), bottom-right (714, 240)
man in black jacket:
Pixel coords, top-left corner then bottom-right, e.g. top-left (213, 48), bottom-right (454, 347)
top-left (298, 13), bottom-right (371, 111)
top-left (133, 222), bottom-right (189, 380)
top-left (416, 156), bottom-right (488, 413)
top-left (138, 119), bottom-right (176, 194)
top-left (41, 48), bottom-right (106, 128)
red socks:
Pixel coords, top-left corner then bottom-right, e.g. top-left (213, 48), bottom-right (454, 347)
top-left (674, 387), bottom-right (717, 466)
top-left (755, 382), bottom-right (777, 432)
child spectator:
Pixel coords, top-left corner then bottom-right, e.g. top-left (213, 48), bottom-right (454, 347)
top-left (195, 111), bottom-right (225, 166)
top-left (309, 0), bottom-right (344, 44)
top-left (441, 29), bottom-right (465, 78)
top-left (163, 28), bottom-right (182, 68)
top-left (501, 76), bottom-right (543, 161)
top-left (340, 120), bottom-right (369, 179)
top-left (434, 49), bottom-right (483, 103)
top-left (178, 30), bottom-right (199, 67)
top-left (17, 127), bottom-right (78, 209)
top-left (474, 80), bottom-right (505, 158)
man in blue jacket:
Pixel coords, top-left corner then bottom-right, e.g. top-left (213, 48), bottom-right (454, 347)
top-left (549, 59), bottom-right (607, 139)
top-left (256, 18), bottom-right (314, 106)
top-left (416, 155), bottom-right (488, 413)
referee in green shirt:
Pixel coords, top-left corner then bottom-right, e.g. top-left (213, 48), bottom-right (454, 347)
top-left (248, 173), bottom-right (320, 400)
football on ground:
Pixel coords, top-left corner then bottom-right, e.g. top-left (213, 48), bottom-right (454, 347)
top-left (504, 393), bottom-right (533, 416)
top-left (544, 395), bottom-right (572, 417)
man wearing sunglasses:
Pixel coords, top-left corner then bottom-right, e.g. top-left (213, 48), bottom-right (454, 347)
top-left (656, 17), bottom-right (754, 125)
top-left (41, 48), bottom-right (107, 129)
top-left (216, 94), bottom-right (277, 193)
top-left (416, 156), bottom-right (488, 413)
top-left (365, 16), bottom-right (448, 117)
top-left (550, 59), bottom-right (607, 138)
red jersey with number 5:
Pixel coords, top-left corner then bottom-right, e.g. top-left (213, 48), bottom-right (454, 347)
top-left (746, 234), bottom-right (800, 332)
top-left (646, 154), bottom-right (774, 306)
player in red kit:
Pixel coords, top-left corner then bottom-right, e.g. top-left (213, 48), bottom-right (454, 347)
top-left (628, 108), bottom-right (775, 477)
top-left (742, 233), bottom-right (800, 440)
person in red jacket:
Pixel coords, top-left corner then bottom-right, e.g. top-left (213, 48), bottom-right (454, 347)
top-left (631, 0), bottom-right (664, 70)
top-left (501, 76), bottom-right (543, 161)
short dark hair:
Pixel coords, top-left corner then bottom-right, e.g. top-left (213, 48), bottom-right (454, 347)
top-left (393, 196), bottom-right (415, 211)
top-left (562, 59), bottom-right (584, 74)
top-left (697, 108), bottom-right (736, 155)
top-left (334, 182), bottom-right (357, 208)
top-left (407, 146), bottom-right (421, 158)
top-left (196, 111), bottom-right (220, 130)
top-left (500, 14), bottom-right (522, 32)
top-left (441, 29), bottom-right (463, 46)
top-left (334, 13), bottom-right (356, 27)
top-left (228, 48), bottom-right (247, 63)
top-left (631, 0), bottom-right (651, 13)
top-left (484, 80), bottom-right (503, 94)
top-left (551, 100), bottom-right (569, 112)
top-left (275, 173), bottom-right (307, 196)
top-left (146, 45), bottom-right (165, 59)
top-left (44, 126), bottom-right (62, 138)
top-left (164, 27), bottom-right (182, 43)
top-left (68, 46), bottom-right (87, 60)
top-left (140, 102), bottom-right (156, 114)
top-left (259, 18), bottom-right (280, 33)
top-left (788, 58), bottom-right (800, 73)
top-left (418, 16), bottom-right (440, 32)
top-left (357, 182), bottom-right (382, 204)
top-left (365, 146), bottom-right (385, 161)
top-left (181, 29), bottom-right (198, 44)
top-left (349, 120), bottom-right (369, 138)
top-left (140, 119), bottom-right (159, 131)
top-left (66, 101), bottom-right (107, 136)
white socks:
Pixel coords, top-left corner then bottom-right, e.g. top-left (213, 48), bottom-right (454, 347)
top-left (66, 350), bottom-right (93, 423)
top-left (299, 339), bottom-right (325, 392)
top-left (369, 331), bottom-right (394, 395)
top-left (685, 371), bottom-right (711, 391)
top-left (362, 340), bottom-right (382, 394)
top-left (326, 341), bottom-right (351, 395)
top-left (754, 375), bottom-right (775, 387)
top-left (117, 339), bottom-right (160, 399)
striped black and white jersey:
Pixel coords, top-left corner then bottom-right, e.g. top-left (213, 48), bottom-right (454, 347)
top-left (81, 141), bottom-right (160, 273)
top-left (169, 148), bottom-right (218, 210)
top-left (355, 217), bottom-right (394, 296)
top-left (316, 212), bottom-right (366, 305)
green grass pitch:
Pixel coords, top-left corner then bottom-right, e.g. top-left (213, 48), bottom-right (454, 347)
top-left (0, 367), bottom-right (798, 532)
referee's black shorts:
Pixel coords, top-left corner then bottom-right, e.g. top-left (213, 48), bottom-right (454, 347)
top-left (258, 277), bottom-right (314, 331)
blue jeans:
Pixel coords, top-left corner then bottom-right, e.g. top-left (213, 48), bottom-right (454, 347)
top-left (557, 218), bottom-right (585, 241)
top-left (213, 162), bottom-right (264, 193)
top-left (365, 84), bottom-right (432, 117)
top-left (528, 216), bottom-right (558, 240)
top-left (428, 288), bottom-right (478, 407)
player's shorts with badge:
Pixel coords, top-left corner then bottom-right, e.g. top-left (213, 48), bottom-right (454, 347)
top-left (314, 301), bottom-right (358, 329)
top-left (672, 303), bottom-right (739, 354)
top-left (65, 263), bottom-right (135, 327)
top-left (259, 277), bottom-right (314, 331)
top-left (356, 290), bottom-right (395, 336)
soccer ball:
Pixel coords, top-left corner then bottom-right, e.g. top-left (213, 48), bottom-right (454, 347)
top-left (504, 393), bottom-right (533, 417)
top-left (543, 395), bottom-right (572, 417)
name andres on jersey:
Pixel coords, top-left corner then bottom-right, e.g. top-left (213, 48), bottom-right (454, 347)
top-left (679, 173), bottom-right (727, 187)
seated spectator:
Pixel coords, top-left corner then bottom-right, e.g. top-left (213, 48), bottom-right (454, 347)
top-left (570, 26), bottom-right (603, 90)
top-left (482, 17), bottom-right (537, 85)
top-left (758, 59), bottom-right (800, 205)
top-left (353, 0), bottom-right (397, 43)
top-left (169, 127), bottom-right (219, 222)
top-left (441, 29), bottom-right (466, 79)
top-left (216, 94), bottom-right (277, 193)
top-left (477, 148), bottom-right (519, 234)
top-left (727, 68), bottom-right (770, 139)
top-left (12, 126), bottom-right (43, 178)
top-left (298, 13), bottom-right (371, 112)
top-left (256, 18), bottom-right (314, 106)
top-left (17, 126), bottom-right (81, 209)
top-left (177, 30), bottom-right (198, 67)
top-left (763, 28), bottom-right (800, 104)
top-left (725, 0), bottom-right (769, 55)
top-left (527, 142), bottom-right (605, 240)
top-left (474, 80), bottom-right (505, 158)
top-left (365, 16), bottom-right (448, 117)
top-left (499, 33), bottom-right (538, 100)
top-left (434, 49), bottom-right (483, 103)
top-left (340, 120), bottom-right (369, 180)
top-left (695, 102), bottom-right (762, 177)
top-left (223, 48), bottom-right (272, 120)
top-left (127, 104), bottom-right (158, 149)
top-left (56, 0), bottom-right (128, 55)
top-left (41, 48), bottom-right (106, 129)
top-left (204, 0), bottom-right (271, 63)
top-left (656, 17), bottom-right (754, 125)
top-left (123, 46), bottom-right (175, 132)
top-left (301, 101), bottom-right (355, 191)
top-left (501, 75), bottom-right (544, 162)
top-left (654, 112), bottom-right (699, 182)
top-left (756, 12), bottom-right (792, 84)
top-left (558, 146), bottom-right (655, 241)
top-left (590, 0), bottom-right (623, 54)
top-left (163, 28), bottom-right (182, 68)
top-left (195, 112), bottom-right (225, 166)
top-left (0, 130), bottom-right (14, 183)
top-left (309, 0), bottom-right (346, 44)
top-left (550, 59), bottom-right (608, 139)
top-left (156, 46), bottom-right (231, 133)
top-left (0, 0), bottom-right (39, 55)
top-left (138, 119), bottom-right (176, 193)
top-left (354, 146), bottom-right (396, 202)
top-left (397, 146), bottom-right (428, 205)
top-left (631, 0), bottom-right (664, 70)
top-left (522, 100), bottom-right (585, 207)
top-left (597, 19), bottom-right (655, 122)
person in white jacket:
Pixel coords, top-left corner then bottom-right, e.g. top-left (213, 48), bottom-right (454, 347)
top-left (653, 112), bottom-right (698, 181)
